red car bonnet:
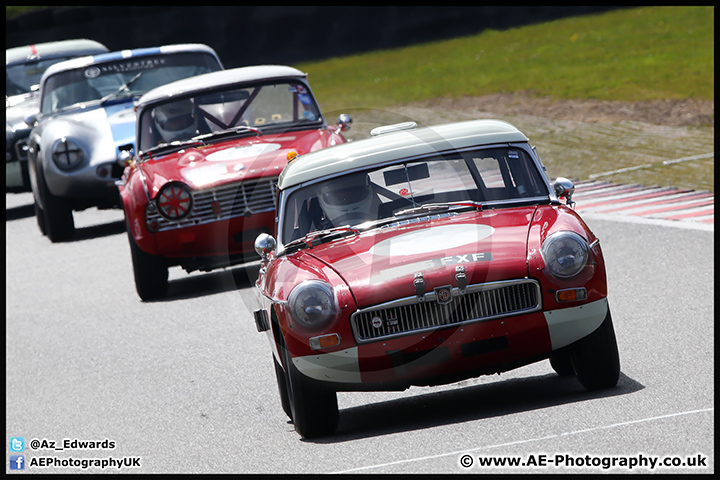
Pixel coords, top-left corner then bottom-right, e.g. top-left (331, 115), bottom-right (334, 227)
top-left (140, 128), bottom-right (338, 194)
top-left (298, 206), bottom-right (539, 309)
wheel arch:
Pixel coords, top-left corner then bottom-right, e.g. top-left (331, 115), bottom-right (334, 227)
top-left (269, 304), bottom-right (288, 369)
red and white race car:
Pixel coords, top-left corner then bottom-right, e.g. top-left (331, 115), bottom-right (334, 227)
top-left (118, 65), bottom-right (351, 300)
top-left (253, 119), bottom-right (620, 438)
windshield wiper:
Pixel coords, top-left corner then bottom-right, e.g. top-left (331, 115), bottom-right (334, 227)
top-left (137, 125), bottom-right (259, 160)
top-left (192, 125), bottom-right (260, 144)
top-left (100, 72), bottom-right (143, 104)
top-left (139, 139), bottom-right (205, 160)
top-left (283, 226), bottom-right (360, 253)
top-left (394, 201), bottom-right (483, 217)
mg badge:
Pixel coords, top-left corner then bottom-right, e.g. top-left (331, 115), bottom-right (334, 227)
top-left (435, 286), bottom-right (453, 305)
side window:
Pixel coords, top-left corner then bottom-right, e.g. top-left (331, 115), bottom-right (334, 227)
top-left (473, 156), bottom-right (506, 188)
top-left (138, 108), bottom-right (158, 151)
top-left (469, 148), bottom-right (547, 200)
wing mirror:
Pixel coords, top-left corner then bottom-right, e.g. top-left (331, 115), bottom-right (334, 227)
top-left (335, 113), bottom-right (352, 133)
top-left (24, 113), bottom-right (38, 128)
top-left (117, 143), bottom-right (135, 166)
top-left (553, 177), bottom-right (576, 208)
top-left (255, 233), bottom-right (277, 261)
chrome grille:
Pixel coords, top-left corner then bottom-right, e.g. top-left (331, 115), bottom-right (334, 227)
top-left (148, 178), bottom-right (277, 232)
top-left (351, 279), bottom-right (541, 343)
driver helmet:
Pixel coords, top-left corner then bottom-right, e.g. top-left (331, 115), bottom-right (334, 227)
top-left (153, 99), bottom-right (197, 143)
top-left (318, 174), bottom-right (376, 226)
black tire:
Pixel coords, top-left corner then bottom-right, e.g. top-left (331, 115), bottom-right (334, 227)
top-left (272, 354), bottom-right (292, 420)
top-left (34, 201), bottom-right (47, 236)
top-left (280, 341), bottom-right (339, 439)
top-left (35, 168), bottom-right (74, 242)
top-left (127, 230), bottom-right (168, 301)
top-left (549, 349), bottom-right (575, 376)
top-left (570, 309), bottom-right (621, 390)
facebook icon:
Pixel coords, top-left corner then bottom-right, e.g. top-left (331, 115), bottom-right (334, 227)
top-left (10, 455), bottom-right (25, 470)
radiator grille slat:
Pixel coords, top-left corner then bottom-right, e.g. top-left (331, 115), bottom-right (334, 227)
top-left (351, 279), bottom-right (541, 343)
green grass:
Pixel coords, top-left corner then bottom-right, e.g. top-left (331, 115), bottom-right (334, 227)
top-left (5, 6), bottom-right (49, 19)
top-left (297, 6), bottom-right (714, 193)
top-left (299, 6), bottom-right (714, 112)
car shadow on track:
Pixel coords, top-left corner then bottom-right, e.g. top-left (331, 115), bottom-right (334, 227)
top-left (5, 203), bottom-right (35, 221)
top-left (153, 262), bottom-right (262, 301)
top-left (310, 372), bottom-right (643, 444)
top-left (69, 220), bottom-right (126, 241)
top-left (4, 198), bottom-right (128, 240)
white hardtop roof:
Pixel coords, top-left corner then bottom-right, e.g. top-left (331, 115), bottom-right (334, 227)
top-left (6, 39), bottom-right (108, 65)
top-left (38, 44), bottom-right (219, 84)
top-left (279, 119), bottom-right (529, 190)
top-left (136, 65), bottom-right (308, 109)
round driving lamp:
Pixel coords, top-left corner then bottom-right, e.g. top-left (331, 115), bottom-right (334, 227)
top-left (155, 182), bottom-right (193, 221)
top-left (52, 137), bottom-right (84, 171)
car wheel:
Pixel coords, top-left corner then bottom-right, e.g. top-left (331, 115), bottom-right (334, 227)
top-left (280, 341), bottom-right (339, 438)
top-left (127, 229), bottom-right (168, 301)
top-left (36, 168), bottom-right (74, 242)
top-left (549, 349), bottom-right (574, 376)
top-left (34, 201), bottom-right (47, 236)
top-left (570, 309), bottom-right (621, 390)
top-left (272, 354), bottom-right (292, 420)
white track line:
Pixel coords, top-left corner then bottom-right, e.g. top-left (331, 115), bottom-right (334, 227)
top-left (588, 152), bottom-right (714, 179)
top-left (577, 211), bottom-right (714, 231)
top-left (332, 407), bottom-right (714, 473)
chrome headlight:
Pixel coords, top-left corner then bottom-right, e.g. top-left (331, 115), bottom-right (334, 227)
top-left (541, 231), bottom-right (589, 279)
top-left (155, 182), bottom-right (193, 221)
top-left (51, 137), bottom-right (84, 171)
top-left (287, 280), bottom-right (339, 329)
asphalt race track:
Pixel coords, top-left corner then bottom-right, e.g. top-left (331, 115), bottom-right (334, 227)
top-left (5, 190), bottom-right (714, 474)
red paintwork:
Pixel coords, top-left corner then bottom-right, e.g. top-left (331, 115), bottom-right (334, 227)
top-left (259, 203), bottom-right (608, 384)
top-left (528, 205), bottom-right (607, 307)
top-left (306, 207), bottom-right (537, 308)
top-left (354, 311), bottom-right (552, 385)
top-left (119, 128), bottom-right (346, 258)
top-left (152, 210), bottom-right (276, 258)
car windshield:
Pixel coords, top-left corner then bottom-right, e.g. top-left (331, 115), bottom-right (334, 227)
top-left (39, 51), bottom-right (221, 115)
top-left (281, 147), bottom-right (549, 243)
top-left (136, 81), bottom-right (322, 153)
top-left (6, 55), bottom-right (80, 96)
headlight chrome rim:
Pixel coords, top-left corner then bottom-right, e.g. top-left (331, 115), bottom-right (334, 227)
top-left (155, 182), bottom-right (193, 221)
top-left (287, 280), bottom-right (339, 330)
top-left (51, 137), bottom-right (84, 171)
top-left (541, 231), bottom-right (589, 279)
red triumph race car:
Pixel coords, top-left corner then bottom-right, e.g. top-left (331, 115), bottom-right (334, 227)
top-left (253, 119), bottom-right (620, 438)
top-left (118, 65), bottom-right (352, 301)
